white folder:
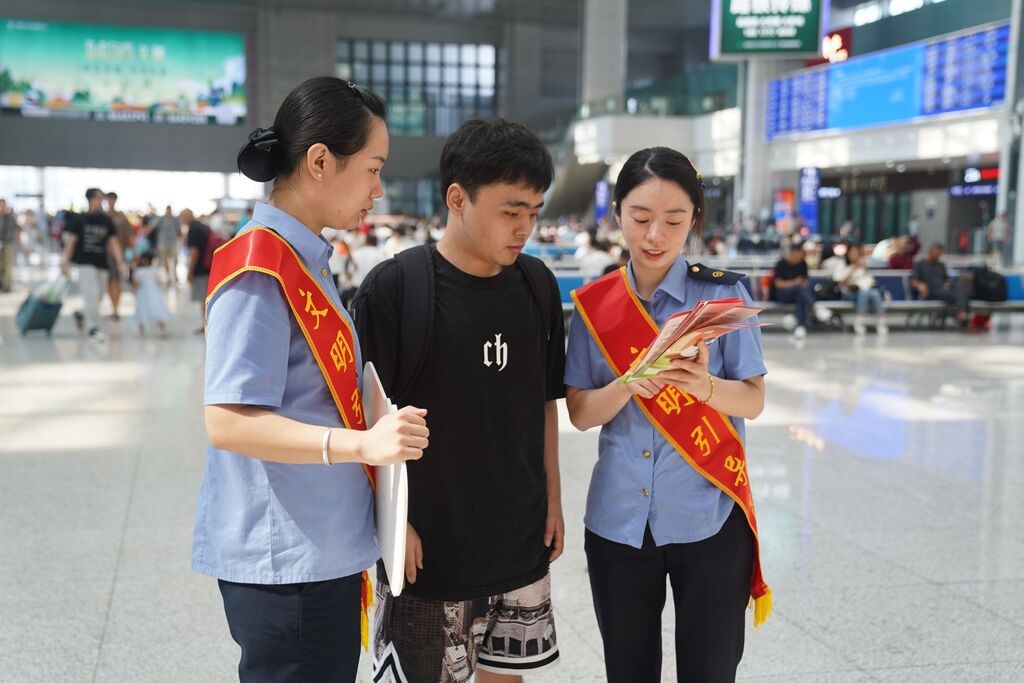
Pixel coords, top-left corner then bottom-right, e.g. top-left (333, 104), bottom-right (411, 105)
top-left (362, 362), bottom-right (408, 597)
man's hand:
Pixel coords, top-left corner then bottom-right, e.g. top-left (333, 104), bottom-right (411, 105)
top-left (405, 523), bottom-right (424, 584)
top-left (545, 500), bottom-right (565, 562)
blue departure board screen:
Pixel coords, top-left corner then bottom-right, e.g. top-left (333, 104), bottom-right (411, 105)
top-left (766, 23), bottom-right (1009, 140)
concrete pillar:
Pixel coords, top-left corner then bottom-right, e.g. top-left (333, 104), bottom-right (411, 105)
top-left (581, 0), bottom-right (628, 107)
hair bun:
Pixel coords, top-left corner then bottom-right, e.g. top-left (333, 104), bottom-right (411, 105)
top-left (237, 127), bottom-right (280, 182)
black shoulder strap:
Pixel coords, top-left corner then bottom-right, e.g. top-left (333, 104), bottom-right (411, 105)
top-left (396, 244), bottom-right (435, 401)
top-left (516, 254), bottom-right (554, 341)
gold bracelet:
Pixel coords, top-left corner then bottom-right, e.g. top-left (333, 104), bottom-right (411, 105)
top-left (698, 374), bottom-right (715, 404)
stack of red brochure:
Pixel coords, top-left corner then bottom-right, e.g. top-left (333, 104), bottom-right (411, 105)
top-left (621, 298), bottom-right (764, 383)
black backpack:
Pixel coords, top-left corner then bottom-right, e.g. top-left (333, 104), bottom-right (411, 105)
top-left (392, 244), bottom-right (555, 402)
top-left (971, 266), bottom-right (1007, 302)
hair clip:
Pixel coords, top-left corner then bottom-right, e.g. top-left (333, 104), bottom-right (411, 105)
top-left (248, 127), bottom-right (278, 152)
top-left (695, 170), bottom-right (703, 182)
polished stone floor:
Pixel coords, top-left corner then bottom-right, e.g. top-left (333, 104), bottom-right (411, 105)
top-left (2, 267), bottom-right (1024, 682)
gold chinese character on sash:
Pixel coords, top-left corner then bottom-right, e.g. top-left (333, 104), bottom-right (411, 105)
top-left (724, 455), bottom-right (748, 487)
top-left (298, 288), bottom-right (328, 330)
top-left (656, 385), bottom-right (683, 415)
top-left (690, 415), bottom-right (722, 456)
top-left (330, 330), bottom-right (354, 373)
top-left (350, 387), bottom-right (363, 425)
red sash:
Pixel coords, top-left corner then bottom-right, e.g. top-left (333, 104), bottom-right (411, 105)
top-left (206, 226), bottom-right (376, 646)
top-left (572, 267), bottom-right (772, 626)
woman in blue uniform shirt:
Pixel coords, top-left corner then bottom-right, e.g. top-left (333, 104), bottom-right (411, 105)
top-left (192, 77), bottom-right (429, 682)
top-left (565, 147), bottom-right (767, 682)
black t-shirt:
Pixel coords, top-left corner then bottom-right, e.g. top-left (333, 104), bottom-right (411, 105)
top-left (771, 257), bottom-right (808, 298)
top-left (186, 221), bottom-right (211, 276)
top-left (352, 246), bottom-right (566, 600)
top-left (70, 212), bottom-right (117, 269)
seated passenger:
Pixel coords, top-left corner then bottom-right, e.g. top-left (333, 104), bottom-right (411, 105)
top-left (770, 243), bottom-right (832, 339)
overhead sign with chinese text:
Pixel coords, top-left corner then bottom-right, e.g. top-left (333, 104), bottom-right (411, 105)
top-left (710, 0), bottom-right (828, 60)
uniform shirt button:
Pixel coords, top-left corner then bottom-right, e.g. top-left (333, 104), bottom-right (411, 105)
top-left (642, 449), bottom-right (651, 458)
top-left (321, 268), bottom-right (329, 277)
top-left (642, 488), bottom-right (649, 497)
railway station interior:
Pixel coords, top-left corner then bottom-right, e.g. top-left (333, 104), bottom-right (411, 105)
top-left (2, 0), bottom-right (1024, 681)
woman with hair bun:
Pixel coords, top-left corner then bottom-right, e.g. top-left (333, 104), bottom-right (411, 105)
top-left (565, 147), bottom-right (769, 682)
top-left (191, 76), bottom-right (429, 682)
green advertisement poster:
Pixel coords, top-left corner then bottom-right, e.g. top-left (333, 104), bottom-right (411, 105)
top-left (0, 19), bottom-right (246, 125)
top-left (711, 0), bottom-right (827, 60)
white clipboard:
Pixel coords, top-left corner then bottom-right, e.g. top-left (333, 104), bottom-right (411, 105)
top-left (362, 362), bottom-right (408, 597)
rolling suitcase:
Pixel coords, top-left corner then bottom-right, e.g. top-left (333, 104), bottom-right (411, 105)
top-left (16, 277), bottom-right (68, 336)
top-left (16, 296), bottom-right (62, 335)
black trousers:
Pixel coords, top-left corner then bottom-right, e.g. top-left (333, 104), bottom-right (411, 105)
top-left (218, 574), bottom-right (362, 683)
top-left (585, 505), bottom-right (754, 683)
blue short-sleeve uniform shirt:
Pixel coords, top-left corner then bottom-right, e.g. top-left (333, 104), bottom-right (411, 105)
top-left (191, 202), bottom-right (378, 584)
top-left (564, 257), bottom-right (767, 549)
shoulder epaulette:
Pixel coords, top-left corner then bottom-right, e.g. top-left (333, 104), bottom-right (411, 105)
top-left (686, 263), bottom-right (745, 285)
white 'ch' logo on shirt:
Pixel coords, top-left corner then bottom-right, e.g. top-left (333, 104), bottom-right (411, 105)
top-left (483, 333), bottom-right (508, 372)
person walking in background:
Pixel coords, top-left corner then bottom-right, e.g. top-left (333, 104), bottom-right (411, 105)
top-left (0, 198), bottom-right (19, 293)
top-left (105, 191), bottom-right (134, 320)
top-left (153, 205), bottom-right (180, 285)
top-left (61, 188), bottom-right (126, 343)
top-left (131, 251), bottom-right (171, 337)
top-left (182, 208), bottom-right (214, 334)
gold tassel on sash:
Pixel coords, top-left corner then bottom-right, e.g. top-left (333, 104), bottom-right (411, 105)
top-left (360, 570), bottom-right (374, 651)
top-left (753, 587), bottom-right (773, 628)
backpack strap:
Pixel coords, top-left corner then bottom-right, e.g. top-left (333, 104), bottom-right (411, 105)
top-left (516, 253), bottom-right (554, 342)
top-left (395, 244), bottom-right (435, 402)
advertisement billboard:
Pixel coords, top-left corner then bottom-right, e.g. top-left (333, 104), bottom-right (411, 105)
top-left (0, 19), bottom-right (246, 125)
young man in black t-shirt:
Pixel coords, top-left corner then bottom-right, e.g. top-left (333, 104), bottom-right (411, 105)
top-left (61, 188), bottom-right (126, 342)
top-left (354, 119), bottom-right (565, 683)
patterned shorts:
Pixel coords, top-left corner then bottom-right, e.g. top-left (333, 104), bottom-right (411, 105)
top-left (372, 572), bottom-right (559, 683)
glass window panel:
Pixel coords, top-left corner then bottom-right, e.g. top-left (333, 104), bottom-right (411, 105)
top-left (353, 41), bottom-right (369, 60)
top-left (408, 64), bottom-right (423, 85)
top-left (478, 44), bottom-right (496, 67)
top-left (461, 44), bottom-right (477, 64)
top-left (426, 65), bottom-right (441, 84)
top-left (478, 68), bottom-right (494, 89)
top-left (390, 63), bottom-right (405, 82)
top-left (442, 87), bottom-right (458, 105)
top-left (336, 41), bottom-right (351, 61)
top-left (460, 87), bottom-right (476, 103)
top-left (479, 94), bottom-right (495, 116)
top-left (390, 42), bottom-right (405, 62)
top-left (353, 62), bottom-right (368, 82)
top-left (390, 89), bottom-right (407, 104)
top-left (443, 44), bottom-right (459, 63)
top-left (335, 64), bottom-right (353, 81)
top-left (461, 66), bottom-right (476, 86)
top-left (372, 41), bottom-right (387, 62)
top-left (444, 66), bottom-right (458, 84)
top-left (372, 64), bottom-right (387, 83)
top-left (408, 42), bottom-right (424, 62)
top-left (426, 43), bottom-right (442, 63)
